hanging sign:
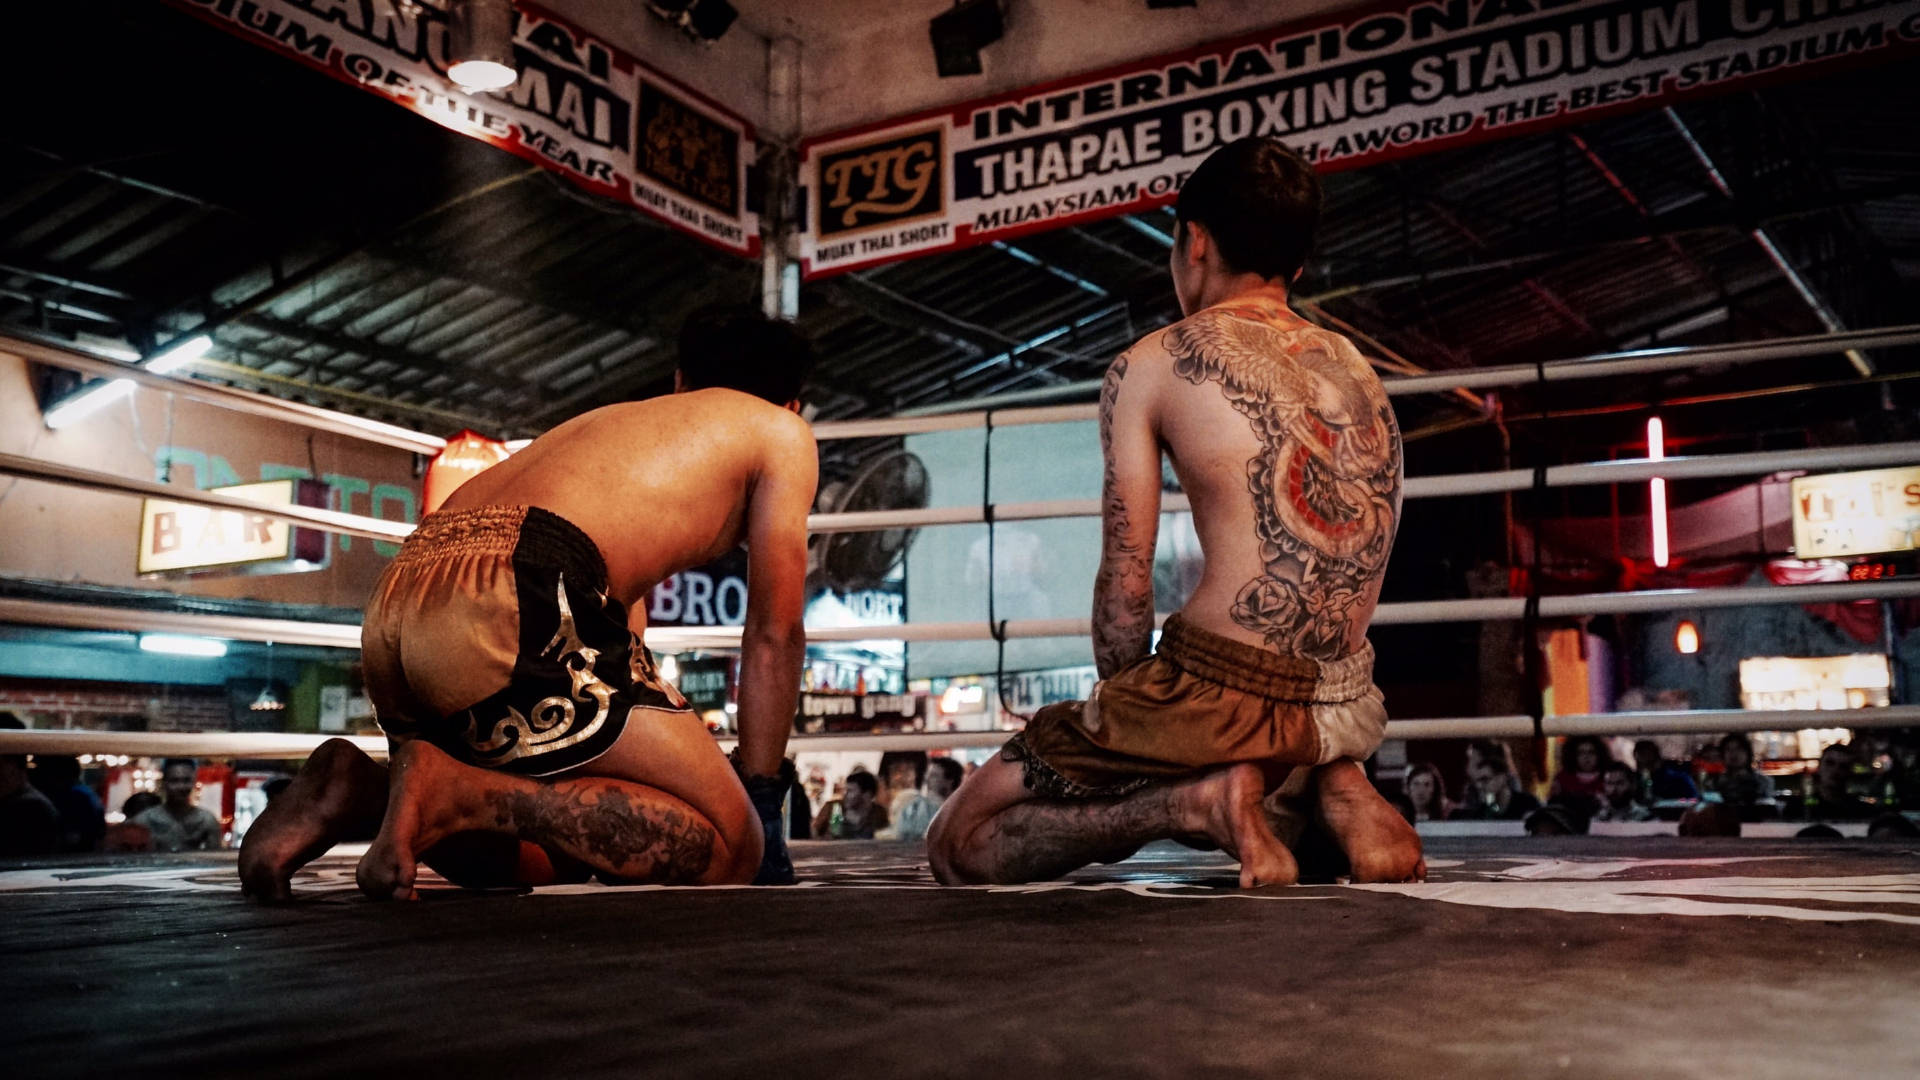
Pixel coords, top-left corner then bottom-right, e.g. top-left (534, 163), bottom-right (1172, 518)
top-left (163, 0), bottom-right (758, 256)
top-left (1791, 465), bottom-right (1920, 559)
top-left (137, 479), bottom-right (332, 577)
top-left (799, 0), bottom-right (1920, 277)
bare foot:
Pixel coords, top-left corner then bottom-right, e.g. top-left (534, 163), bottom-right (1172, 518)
top-left (356, 740), bottom-right (465, 901)
top-left (1176, 764), bottom-right (1299, 888)
top-left (238, 739), bottom-right (387, 903)
top-left (1312, 759), bottom-right (1425, 883)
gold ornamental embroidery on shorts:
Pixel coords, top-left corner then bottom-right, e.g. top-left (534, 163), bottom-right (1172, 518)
top-left (466, 574), bottom-right (615, 762)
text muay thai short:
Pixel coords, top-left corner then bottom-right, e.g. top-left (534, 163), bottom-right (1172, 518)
top-left (361, 506), bottom-right (688, 777)
top-left (1003, 614), bottom-right (1387, 799)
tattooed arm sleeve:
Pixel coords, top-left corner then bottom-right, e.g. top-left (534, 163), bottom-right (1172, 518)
top-left (1093, 352), bottom-right (1161, 679)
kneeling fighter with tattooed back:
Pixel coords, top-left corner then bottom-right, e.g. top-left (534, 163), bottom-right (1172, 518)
top-left (240, 307), bottom-right (817, 900)
top-left (930, 137), bottom-right (1423, 887)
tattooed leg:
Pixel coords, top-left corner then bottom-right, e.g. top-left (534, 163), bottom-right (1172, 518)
top-left (357, 740), bottom-right (735, 900)
top-left (929, 755), bottom-right (1297, 888)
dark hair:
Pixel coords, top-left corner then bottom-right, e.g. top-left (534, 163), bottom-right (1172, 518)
top-left (843, 770), bottom-right (878, 797)
top-left (1560, 736), bottom-right (1613, 773)
top-left (1174, 136), bottom-right (1322, 280)
top-left (161, 757), bottom-right (198, 775)
top-left (1466, 739), bottom-right (1513, 776)
top-left (878, 750), bottom-right (928, 789)
top-left (122, 791), bottom-right (162, 818)
top-left (1718, 732), bottom-right (1754, 760)
top-left (676, 304), bottom-right (815, 405)
top-left (928, 757), bottom-right (964, 792)
top-left (1403, 761), bottom-right (1450, 819)
top-left (1602, 761), bottom-right (1636, 779)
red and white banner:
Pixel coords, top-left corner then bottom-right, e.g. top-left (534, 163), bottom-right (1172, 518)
top-left (799, 0), bottom-right (1920, 277)
top-left (164, 0), bottom-right (759, 256)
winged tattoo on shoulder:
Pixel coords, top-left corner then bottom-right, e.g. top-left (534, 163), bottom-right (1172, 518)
top-left (1161, 309), bottom-right (1402, 660)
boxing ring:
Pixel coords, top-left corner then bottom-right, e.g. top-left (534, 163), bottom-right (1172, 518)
top-left (6, 327), bottom-right (1920, 1079)
top-left (5, 324), bottom-right (1920, 759)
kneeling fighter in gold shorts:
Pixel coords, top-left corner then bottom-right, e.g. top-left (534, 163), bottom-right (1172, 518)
top-left (240, 308), bottom-right (818, 900)
top-left (930, 138), bottom-right (1424, 888)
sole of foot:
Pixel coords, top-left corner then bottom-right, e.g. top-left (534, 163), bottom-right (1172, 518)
top-left (1313, 760), bottom-right (1425, 883)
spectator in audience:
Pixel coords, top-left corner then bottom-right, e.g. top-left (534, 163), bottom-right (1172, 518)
top-left (812, 769), bottom-right (887, 839)
top-left (877, 751), bottom-right (928, 813)
top-left (120, 791), bottom-right (162, 819)
top-left (31, 755), bottom-right (104, 853)
top-left (1794, 743), bottom-right (1874, 822)
top-left (1633, 739), bottom-right (1698, 803)
top-left (103, 792), bottom-right (162, 853)
top-left (884, 754), bottom-right (940, 842)
top-left (1592, 762), bottom-right (1653, 823)
top-left (1403, 762), bottom-right (1451, 823)
top-left (1549, 736), bottom-right (1612, 806)
top-left (0, 713), bottom-right (60, 857)
top-left (130, 758), bottom-right (224, 851)
top-left (926, 757), bottom-right (964, 802)
top-left (1714, 733), bottom-right (1776, 814)
top-left (1451, 739), bottom-right (1541, 821)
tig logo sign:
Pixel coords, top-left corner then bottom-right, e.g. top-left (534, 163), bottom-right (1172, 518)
top-left (1791, 466), bottom-right (1920, 559)
top-left (814, 126), bottom-right (947, 249)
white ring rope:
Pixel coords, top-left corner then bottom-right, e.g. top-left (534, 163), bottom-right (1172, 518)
top-left (8, 439), bottom-right (1915, 542)
top-left (3, 335), bottom-right (447, 457)
top-left (5, 578), bottom-right (1917, 650)
top-left (6, 705), bottom-right (1916, 760)
top-left (809, 323), bottom-right (1920, 441)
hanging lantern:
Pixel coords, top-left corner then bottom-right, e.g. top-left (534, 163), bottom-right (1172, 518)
top-left (424, 430), bottom-right (513, 513)
top-left (1675, 619), bottom-right (1700, 655)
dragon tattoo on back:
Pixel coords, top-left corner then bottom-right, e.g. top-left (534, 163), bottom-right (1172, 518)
top-left (1163, 306), bottom-right (1402, 661)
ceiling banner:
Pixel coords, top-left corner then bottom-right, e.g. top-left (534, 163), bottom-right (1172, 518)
top-left (799, 0), bottom-right (1920, 278)
top-left (164, 0), bottom-right (759, 257)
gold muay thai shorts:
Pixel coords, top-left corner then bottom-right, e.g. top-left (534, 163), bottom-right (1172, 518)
top-left (361, 506), bottom-right (687, 777)
top-left (1003, 614), bottom-right (1387, 799)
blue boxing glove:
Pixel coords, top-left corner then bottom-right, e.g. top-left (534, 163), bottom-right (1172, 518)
top-left (733, 753), bottom-right (796, 886)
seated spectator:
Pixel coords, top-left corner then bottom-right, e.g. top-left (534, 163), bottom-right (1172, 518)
top-left (1714, 733), bottom-right (1776, 812)
top-left (103, 792), bottom-right (162, 853)
top-left (926, 757), bottom-right (964, 803)
top-left (0, 713), bottom-right (59, 857)
top-left (1549, 736), bottom-right (1611, 806)
top-left (812, 769), bottom-right (887, 840)
top-left (1633, 739), bottom-right (1698, 802)
top-left (879, 751), bottom-right (938, 841)
top-left (877, 751), bottom-right (927, 814)
top-left (1592, 762), bottom-right (1653, 822)
top-left (1451, 739), bottom-right (1541, 821)
top-left (1403, 762), bottom-right (1451, 823)
top-left (31, 754), bottom-right (104, 853)
top-left (130, 758), bottom-right (224, 852)
top-left (885, 757), bottom-right (964, 842)
top-left (1793, 743), bottom-right (1875, 822)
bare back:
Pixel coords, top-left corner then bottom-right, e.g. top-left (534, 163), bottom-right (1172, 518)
top-left (438, 389), bottom-right (818, 618)
top-left (1107, 296), bottom-right (1401, 662)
